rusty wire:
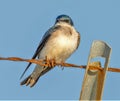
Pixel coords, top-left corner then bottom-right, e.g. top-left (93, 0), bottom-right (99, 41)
top-left (0, 56), bottom-right (120, 73)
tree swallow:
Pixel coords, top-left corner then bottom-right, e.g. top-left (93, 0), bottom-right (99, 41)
top-left (20, 14), bottom-right (80, 87)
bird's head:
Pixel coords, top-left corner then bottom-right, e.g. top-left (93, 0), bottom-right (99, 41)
top-left (55, 15), bottom-right (74, 26)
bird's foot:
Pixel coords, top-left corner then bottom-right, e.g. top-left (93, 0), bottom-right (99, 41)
top-left (45, 56), bottom-right (56, 68)
top-left (60, 61), bottom-right (65, 70)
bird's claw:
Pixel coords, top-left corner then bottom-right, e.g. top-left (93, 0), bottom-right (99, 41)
top-left (60, 62), bottom-right (65, 70)
top-left (45, 56), bottom-right (56, 68)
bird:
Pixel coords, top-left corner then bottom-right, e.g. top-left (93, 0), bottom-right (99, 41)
top-left (20, 14), bottom-right (80, 87)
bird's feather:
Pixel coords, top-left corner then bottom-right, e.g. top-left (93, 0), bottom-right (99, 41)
top-left (20, 25), bottom-right (61, 79)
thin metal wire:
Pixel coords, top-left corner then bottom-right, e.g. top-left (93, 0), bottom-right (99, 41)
top-left (0, 56), bottom-right (120, 73)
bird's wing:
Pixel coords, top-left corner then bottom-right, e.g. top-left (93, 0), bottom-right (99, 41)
top-left (20, 25), bottom-right (61, 79)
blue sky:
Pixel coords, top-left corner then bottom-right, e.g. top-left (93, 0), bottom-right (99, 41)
top-left (0, 0), bottom-right (120, 100)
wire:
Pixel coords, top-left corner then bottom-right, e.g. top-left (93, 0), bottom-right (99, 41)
top-left (0, 56), bottom-right (120, 73)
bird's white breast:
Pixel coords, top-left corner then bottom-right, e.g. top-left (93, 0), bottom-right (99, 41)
top-left (39, 25), bottom-right (79, 63)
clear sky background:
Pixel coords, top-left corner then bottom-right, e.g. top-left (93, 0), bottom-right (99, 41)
top-left (0, 0), bottom-right (120, 100)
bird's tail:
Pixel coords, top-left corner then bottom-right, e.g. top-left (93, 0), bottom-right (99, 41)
top-left (20, 74), bottom-right (41, 87)
top-left (20, 65), bottom-right (52, 87)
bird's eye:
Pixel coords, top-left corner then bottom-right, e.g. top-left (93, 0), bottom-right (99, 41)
top-left (56, 19), bottom-right (59, 22)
